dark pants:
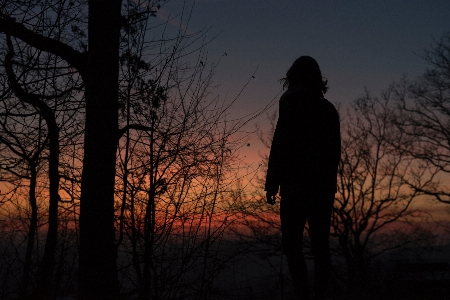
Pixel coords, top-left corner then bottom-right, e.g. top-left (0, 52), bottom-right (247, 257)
top-left (280, 190), bottom-right (334, 300)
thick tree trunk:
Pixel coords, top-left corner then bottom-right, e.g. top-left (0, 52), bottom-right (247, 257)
top-left (78, 1), bottom-right (122, 299)
top-left (1, 1), bottom-right (123, 297)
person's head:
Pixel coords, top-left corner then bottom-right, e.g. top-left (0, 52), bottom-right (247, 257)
top-left (280, 56), bottom-right (328, 93)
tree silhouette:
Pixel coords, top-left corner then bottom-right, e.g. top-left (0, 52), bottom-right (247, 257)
top-left (333, 92), bottom-right (430, 298)
top-left (392, 32), bottom-right (450, 205)
top-left (0, 104), bottom-right (47, 299)
top-left (1, 1), bottom-right (136, 298)
top-left (0, 1), bottom-right (258, 299)
top-left (111, 22), bottom-right (257, 296)
top-left (0, 20), bottom-right (84, 297)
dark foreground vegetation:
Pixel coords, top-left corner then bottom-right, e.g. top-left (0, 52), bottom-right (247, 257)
top-left (0, 1), bottom-right (450, 299)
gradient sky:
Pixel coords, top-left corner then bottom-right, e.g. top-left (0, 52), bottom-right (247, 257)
top-left (160, 0), bottom-right (450, 164)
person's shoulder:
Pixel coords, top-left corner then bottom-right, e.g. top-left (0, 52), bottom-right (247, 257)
top-left (280, 86), bottom-right (303, 102)
top-left (279, 86), bottom-right (311, 110)
top-left (321, 97), bottom-right (339, 114)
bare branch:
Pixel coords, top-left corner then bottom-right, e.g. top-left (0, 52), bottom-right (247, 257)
top-left (0, 12), bottom-right (86, 72)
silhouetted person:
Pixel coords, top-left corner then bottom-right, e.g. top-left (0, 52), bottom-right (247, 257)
top-left (265, 56), bottom-right (340, 300)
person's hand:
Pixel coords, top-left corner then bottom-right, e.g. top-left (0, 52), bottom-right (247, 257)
top-left (266, 191), bottom-right (277, 205)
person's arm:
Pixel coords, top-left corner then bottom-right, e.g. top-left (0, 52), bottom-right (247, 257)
top-left (265, 98), bottom-right (287, 204)
top-left (332, 108), bottom-right (341, 168)
top-left (328, 105), bottom-right (341, 193)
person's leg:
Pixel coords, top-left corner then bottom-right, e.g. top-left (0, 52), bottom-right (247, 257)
top-left (280, 194), bottom-right (311, 300)
top-left (308, 193), bottom-right (334, 300)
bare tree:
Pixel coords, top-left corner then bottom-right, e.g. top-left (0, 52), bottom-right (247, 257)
top-left (392, 32), bottom-right (450, 205)
top-left (0, 106), bottom-right (47, 299)
top-left (0, 1), bottom-right (158, 298)
top-left (0, 1), bottom-right (264, 299)
top-left (0, 22), bottom-right (84, 297)
top-left (332, 91), bottom-right (430, 297)
top-left (112, 20), bottom-right (258, 296)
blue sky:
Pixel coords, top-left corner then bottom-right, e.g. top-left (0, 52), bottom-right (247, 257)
top-left (159, 0), bottom-right (449, 161)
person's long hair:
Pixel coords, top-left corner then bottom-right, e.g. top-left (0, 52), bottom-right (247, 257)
top-left (279, 56), bottom-right (328, 93)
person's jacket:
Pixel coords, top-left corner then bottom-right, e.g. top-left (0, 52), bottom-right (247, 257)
top-left (264, 85), bottom-right (341, 195)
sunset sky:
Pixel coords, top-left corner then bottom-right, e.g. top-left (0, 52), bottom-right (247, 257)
top-left (2, 2), bottom-right (449, 297)
top-left (157, 0), bottom-right (450, 166)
